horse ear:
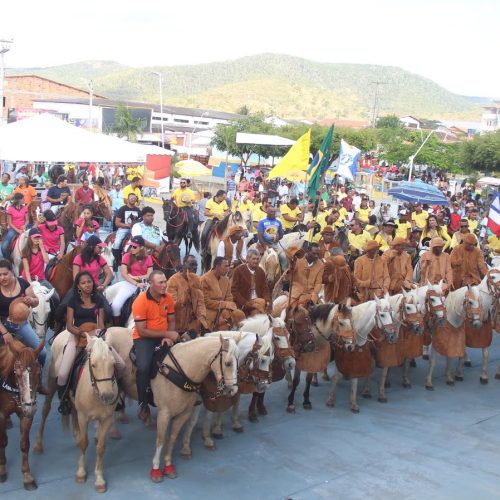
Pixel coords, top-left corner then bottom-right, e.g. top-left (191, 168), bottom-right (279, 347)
top-left (401, 288), bottom-right (408, 297)
top-left (279, 308), bottom-right (286, 322)
top-left (346, 297), bottom-right (352, 308)
top-left (384, 292), bottom-right (390, 302)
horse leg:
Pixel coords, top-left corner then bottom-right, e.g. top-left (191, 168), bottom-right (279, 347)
top-left (422, 344), bottom-right (429, 360)
top-left (163, 408), bottom-right (193, 479)
top-left (303, 373), bottom-right (313, 410)
top-left (311, 372), bottom-right (319, 387)
top-left (285, 369), bottom-right (293, 389)
top-left (287, 368), bottom-right (301, 413)
top-left (0, 413), bottom-right (7, 482)
top-left (94, 414), bottom-right (114, 493)
top-left (455, 357), bottom-right (464, 382)
top-left (480, 348), bottom-right (489, 385)
top-left (151, 408), bottom-right (169, 482)
top-left (425, 348), bottom-right (437, 390)
top-left (325, 365), bottom-right (340, 407)
top-left (231, 395), bottom-right (243, 433)
top-left (212, 411), bottom-right (224, 439)
top-left (361, 374), bottom-right (372, 399)
top-left (75, 412), bottom-right (89, 483)
top-left (180, 404), bottom-right (201, 457)
top-left (33, 382), bottom-right (56, 454)
top-left (19, 417), bottom-right (37, 490)
top-left (248, 393), bottom-right (259, 422)
top-left (378, 367), bottom-right (389, 403)
top-left (322, 368), bottom-right (330, 381)
top-left (351, 378), bottom-right (360, 413)
top-left (463, 348), bottom-right (472, 367)
top-left (402, 359), bottom-right (412, 388)
top-left (257, 392), bottom-right (267, 415)
top-left (445, 357), bottom-right (454, 385)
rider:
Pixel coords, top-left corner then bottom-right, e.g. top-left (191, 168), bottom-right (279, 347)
top-left (419, 237), bottom-right (453, 292)
top-left (122, 176), bottom-right (142, 205)
top-left (37, 210), bottom-right (65, 261)
top-left (257, 205), bottom-right (286, 270)
top-left (202, 189), bottom-right (230, 243)
top-left (450, 233), bottom-right (488, 289)
top-left (171, 178), bottom-right (196, 236)
top-left (74, 178), bottom-right (95, 205)
top-left (0, 259), bottom-right (47, 369)
top-left (132, 270), bottom-right (178, 422)
top-left (107, 235), bottom-right (153, 326)
top-left (75, 205), bottom-right (100, 244)
top-left (21, 228), bottom-right (49, 281)
top-left (323, 247), bottom-right (353, 304)
top-left (279, 198), bottom-right (303, 234)
top-left (381, 236), bottom-right (414, 295)
top-left (216, 226), bottom-right (247, 268)
top-left (111, 193), bottom-right (141, 269)
top-left (131, 206), bottom-right (162, 254)
top-left (56, 271), bottom-right (125, 414)
top-left (450, 218), bottom-right (472, 249)
top-left (46, 175), bottom-right (72, 215)
top-left (318, 226), bottom-right (338, 259)
top-left (375, 219), bottom-right (396, 252)
top-left (1, 193), bottom-right (28, 260)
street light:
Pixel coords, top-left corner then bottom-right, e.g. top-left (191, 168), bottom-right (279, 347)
top-left (407, 130), bottom-right (435, 181)
top-left (150, 71), bottom-right (164, 148)
top-left (0, 39), bottom-right (13, 127)
top-left (188, 111), bottom-right (209, 159)
top-left (87, 80), bottom-right (93, 131)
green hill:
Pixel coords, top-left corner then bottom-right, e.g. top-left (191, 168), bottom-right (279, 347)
top-left (8, 54), bottom-right (481, 121)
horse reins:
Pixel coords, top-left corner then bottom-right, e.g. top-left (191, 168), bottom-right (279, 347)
top-left (87, 343), bottom-right (120, 406)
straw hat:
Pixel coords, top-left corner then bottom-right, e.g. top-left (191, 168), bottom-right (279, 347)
top-left (285, 244), bottom-right (305, 262)
top-left (463, 233), bottom-right (477, 245)
top-left (430, 237), bottom-right (445, 248)
top-left (391, 237), bottom-right (408, 247)
top-left (363, 240), bottom-right (380, 252)
top-left (321, 226), bottom-right (335, 235)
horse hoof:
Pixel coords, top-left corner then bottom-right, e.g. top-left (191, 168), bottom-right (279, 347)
top-left (303, 402), bottom-right (312, 410)
top-left (322, 374), bottom-right (330, 381)
top-left (24, 480), bottom-right (38, 491)
top-left (384, 380), bottom-right (391, 388)
top-left (203, 442), bottom-right (215, 450)
top-left (455, 375), bottom-right (464, 382)
top-left (33, 444), bottom-right (43, 455)
top-left (446, 380), bottom-right (455, 386)
top-left (180, 450), bottom-right (192, 459)
top-left (361, 393), bottom-right (372, 399)
top-left (410, 360), bottom-right (417, 368)
top-left (464, 361), bottom-right (472, 368)
top-left (248, 413), bottom-right (258, 423)
top-left (425, 385), bottom-right (434, 391)
top-left (110, 429), bottom-right (122, 440)
top-left (211, 432), bottom-right (224, 440)
top-left (232, 426), bottom-right (244, 434)
top-left (163, 465), bottom-right (177, 479)
top-left (351, 407), bottom-right (360, 414)
top-left (378, 397), bottom-right (388, 403)
top-left (480, 377), bottom-right (488, 385)
top-left (0, 473), bottom-right (7, 483)
top-left (325, 400), bottom-right (335, 408)
top-left (257, 407), bottom-right (268, 416)
top-left (76, 474), bottom-right (87, 483)
top-left (95, 483), bottom-right (107, 493)
top-left (311, 381), bottom-right (319, 387)
top-left (402, 383), bottom-right (411, 389)
top-left (149, 468), bottom-right (163, 483)
top-left (423, 355), bottom-right (429, 361)
top-left (286, 405), bottom-right (295, 414)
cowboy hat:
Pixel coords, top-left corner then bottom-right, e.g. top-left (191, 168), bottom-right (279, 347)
top-left (321, 226), bottom-right (335, 234)
top-left (363, 240), bottom-right (380, 252)
top-left (285, 244), bottom-right (305, 262)
top-left (430, 237), bottom-right (445, 248)
top-left (463, 233), bottom-right (477, 245)
top-left (391, 236), bottom-right (408, 247)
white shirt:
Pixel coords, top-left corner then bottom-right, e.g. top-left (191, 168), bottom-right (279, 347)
top-left (278, 185), bottom-right (289, 197)
top-left (216, 239), bottom-right (248, 261)
top-left (246, 265), bottom-right (257, 299)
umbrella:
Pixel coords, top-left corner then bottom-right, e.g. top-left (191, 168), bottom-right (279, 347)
top-left (175, 160), bottom-right (211, 177)
top-left (388, 180), bottom-right (449, 205)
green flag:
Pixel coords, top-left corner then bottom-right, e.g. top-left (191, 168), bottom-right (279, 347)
top-left (306, 125), bottom-right (334, 200)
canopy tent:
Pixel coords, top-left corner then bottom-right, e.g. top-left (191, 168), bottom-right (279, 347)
top-left (236, 132), bottom-right (295, 146)
top-left (477, 177), bottom-right (500, 187)
top-left (175, 159), bottom-right (212, 177)
top-left (0, 113), bottom-right (173, 163)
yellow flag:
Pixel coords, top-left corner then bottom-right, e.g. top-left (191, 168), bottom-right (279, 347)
top-left (268, 129), bottom-right (311, 179)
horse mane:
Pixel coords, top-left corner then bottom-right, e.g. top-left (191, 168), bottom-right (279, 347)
top-left (309, 303), bottom-right (335, 325)
top-left (238, 314), bottom-right (271, 337)
top-left (87, 337), bottom-right (112, 361)
top-left (214, 213), bottom-right (232, 238)
top-left (0, 340), bottom-right (35, 379)
top-left (256, 334), bottom-right (273, 361)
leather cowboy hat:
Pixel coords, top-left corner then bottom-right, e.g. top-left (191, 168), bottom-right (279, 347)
top-left (363, 240), bottom-right (380, 252)
top-left (463, 233), bottom-right (477, 245)
top-left (285, 245), bottom-right (305, 262)
top-left (321, 226), bottom-right (335, 234)
top-left (391, 236), bottom-right (408, 247)
top-left (8, 299), bottom-right (30, 324)
top-left (331, 255), bottom-right (347, 266)
top-left (430, 237), bottom-right (445, 248)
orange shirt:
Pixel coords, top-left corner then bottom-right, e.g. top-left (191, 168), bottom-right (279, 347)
top-left (132, 290), bottom-right (175, 340)
top-left (14, 185), bottom-right (37, 204)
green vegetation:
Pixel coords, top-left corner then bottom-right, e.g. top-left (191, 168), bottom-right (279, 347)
top-left (109, 104), bottom-right (145, 142)
top-left (9, 54), bottom-right (481, 121)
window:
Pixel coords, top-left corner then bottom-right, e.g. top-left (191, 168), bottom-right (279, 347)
top-left (194, 120), bottom-right (209, 125)
top-left (174, 118), bottom-right (189, 123)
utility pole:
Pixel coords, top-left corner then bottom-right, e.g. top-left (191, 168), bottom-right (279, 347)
top-left (150, 72), bottom-right (165, 148)
top-left (370, 81), bottom-right (387, 127)
top-left (87, 80), bottom-right (94, 131)
top-left (0, 39), bottom-right (13, 126)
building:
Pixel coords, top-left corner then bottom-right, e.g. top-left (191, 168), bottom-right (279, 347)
top-left (399, 116), bottom-right (422, 129)
top-left (481, 104), bottom-right (500, 133)
top-left (318, 118), bottom-right (369, 129)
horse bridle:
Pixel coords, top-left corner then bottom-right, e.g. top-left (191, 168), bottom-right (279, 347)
top-left (165, 202), bottom-right (187, 228)
top-left (331, 308), bottom-right (356, 350)
top-left (238, 336), bottom-right (272, 386)
top-left (12, 359), bottom-right (38, 417)
top-left (425, 289), bottom-right (447, 321)
top-left (374, 304), bottom-right (397, 338)
top-left (271, 326), bottom-right (295, 360)
top-left (463, 290), bottom-right (482, 322)
top-left (399, 296), bottom-right (424, 333)
top-left (486, 270), bottom-right (500, 299)
top-left (207, 339), bottom-right (238, 398)
top-left (87, 345), bottom-right (120, 406)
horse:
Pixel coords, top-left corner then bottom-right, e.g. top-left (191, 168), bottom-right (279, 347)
top-left (57, 200), bottom-right (80, 247)
top-left (162, 198), bottom-right (199, 254)
top-left (29, 281), bottom-right (56, 340)
top-left (149, 336), bottom-right (238, 481)
top-left (425, 285), bottom-right (482, 390)
top-left (0, 339), bottom-right (45, 490)
top-left (10, 231), bottom-right (29, 275)
top-left (152, 241), bottom-right (182, 280)
top-left (259, 247), bottom-right (281, 292)
top-left (320, 297), bottom-right (396, 413)
top-left (48, 246), bottom-right (81, 300)
top-left (91, 199), bottom-right (112, 223)
top-left (200, 211), bottom-right (247, 273)
top-left (27, 199), bottom-right (41, 225)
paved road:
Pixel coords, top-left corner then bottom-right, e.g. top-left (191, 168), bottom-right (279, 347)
top-left (2, 339), bottom-right (500, 499)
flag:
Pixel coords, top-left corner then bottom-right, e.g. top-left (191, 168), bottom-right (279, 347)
top-left (268, 130), bottom-right (311, 179)
top-left (336, 139), bottom-right (361, 181)
top-left (488, 192), bottom-right (500, 236)
top-left (306, 125), bottom-right (334, 199)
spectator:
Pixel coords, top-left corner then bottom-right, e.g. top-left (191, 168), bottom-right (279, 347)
top-left (0, 173), bottom-right (14, 204)
top-left (13, 176), bottom-right (37, 205)
top-left (46, 175), bottom-right (72, 214)
top-left (74, 178), bottom-right (95, 205)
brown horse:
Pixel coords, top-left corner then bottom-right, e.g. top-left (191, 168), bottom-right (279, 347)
top-left (57, 200), bottom-right (80, 247)
top-left (48, 246), bottom-right (81, 300)
top-left (27, 200), bottom-right (41, 225)
top-left (151, 242), bottom-right (182, 280)
top-left (0, 339), bottom-right (44, 490)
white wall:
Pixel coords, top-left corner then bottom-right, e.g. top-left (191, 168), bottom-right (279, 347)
top-left (33, 101), bottom-right (103, 129)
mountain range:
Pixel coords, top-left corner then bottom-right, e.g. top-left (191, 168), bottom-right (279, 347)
top-left (9, 53), bottom-right (484, 122)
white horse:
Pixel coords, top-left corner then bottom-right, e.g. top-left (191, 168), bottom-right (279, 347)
top-left (10, 231), bottom-right (29, 276)
top-left (425, 285), bottom-right (482, 390)
top-left (29, 280), bottom-right (56, 340)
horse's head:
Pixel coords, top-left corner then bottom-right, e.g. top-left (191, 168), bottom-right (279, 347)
top-left (94, 199), bottom-right (112, 221)
top-left (100, 243), bottom-right (114, 270)
top-left (464, 286), bottom-right (482, 329)
top-left (425, 284), bottom-right (447, 327)
top-left (400, 289), bottom-right (425, 335)
top-left (29, 281), bottom-right (55, 338)
top-left (211, 337), bottom-right (238, 398)
top-left (374, 295), bottom-right (398, 344)
top-left (86, 336), bottom-right (118, 406)
top-left (270, 312), bottom-right (295, 374)
top-left (8, 341), bottom-right (44, 418)
top-left (159, 241), bottom-right (182, 274)
top-left (332, 303), bottom-right (356, 352)
top-left (288, 305), bottom-right (316, 353)
top-left (486, 269), bottom-right (500, 299)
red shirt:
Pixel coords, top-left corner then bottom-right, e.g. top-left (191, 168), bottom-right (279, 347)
top-left (74, 187), bottom-right (95, 205)
top-left (7, 205), bottom-right (28, 230)
top-left (38, 224), bottom-right (65, 254)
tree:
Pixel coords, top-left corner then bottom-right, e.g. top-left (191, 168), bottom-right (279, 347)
top-left (461, 131), bottom-right (500, 174)
top-left (237, 105), bottom-right (250, 115)
top-left (376, 115), bottom-right (403, 129)
top-left (111, 104), bottom-right (146, 142)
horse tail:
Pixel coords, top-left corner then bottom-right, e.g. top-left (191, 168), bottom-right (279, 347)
top-left (61, 413), bottom-right (70, 432)
top-left (201, 248), bottom-right (212, 274)
top-left (192, 226), bottom-right (200, 252)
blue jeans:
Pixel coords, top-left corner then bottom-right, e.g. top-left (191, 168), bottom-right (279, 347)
top-left (3, 319), bottom-right (47, 366)
top-left (1, 228), bottom-right (17, 258)
top-left (112, 228), bottom-right (130, 250)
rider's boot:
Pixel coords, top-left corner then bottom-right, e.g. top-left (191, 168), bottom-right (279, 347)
top-left (111, 249), bottom-right (121, 272)
top-left (57, 384), bottom-right (72, 416)
top-left (112, 316), bottom-right (121, 327)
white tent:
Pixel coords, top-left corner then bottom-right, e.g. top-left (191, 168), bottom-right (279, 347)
top-left (236, 132), bottom-right (295, 146)
top-left (0, 113), bottom-right (173, 163)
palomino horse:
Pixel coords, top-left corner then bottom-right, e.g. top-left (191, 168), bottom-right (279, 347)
top-left (149, 336), bottom-right (238, 481)
top-left (321, 297), bottom-right (396, 413)
top-left (162, 199), bottom-right (199, 254)
top-left (33, 331), bottom-right (121, 493)
top-left (29, 281), bottom-right (56, 339)
top-left (0, 339), bottom-right (44, 490)
top-left (425, 285), bottom-right (482, 390)
top-left (200, 211), bottom-right (247, 273)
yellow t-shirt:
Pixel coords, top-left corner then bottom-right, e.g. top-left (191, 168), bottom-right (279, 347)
top-left (122, 184), bottom-right (142, 203)
top-left (252, 206), bottom-right (267, 232)
top-left (468, 219), bottom-right (479, 233)
top-left (280, 204), bottom-right (302, 230)
top-left (411, 211), bottom-right (429, 229)
top-left (338, 207), bottom-right (348, 222)
top-left (395, 221), bottom-right (411, 239)
top-left (172, 187), bottom-right (195, 207)
top-left (487, 235), bottom-right (500, 255)
top-left (375, 233), bottom-right (392, 252)
top-left (205, 198), bottom-right (229, 220)
top-left (348, 230), bottom-right (372, 251)
top-left (238, 201), bottom-right (253, 214)
top-left (356, 207), bottom-right (371, 224)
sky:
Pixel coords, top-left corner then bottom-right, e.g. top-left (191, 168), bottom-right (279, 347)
top-left (0, 0), bottom-right (498, 97)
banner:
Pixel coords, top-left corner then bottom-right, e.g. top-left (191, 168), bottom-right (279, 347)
top-left (488, 192), bottom-right (500, 236)
top-left (268, 129), bottom-right (311, 179)
top-left (336, 139), bottom-right (361, 181)
top-left (307, 125), bottom-right (334, 200)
